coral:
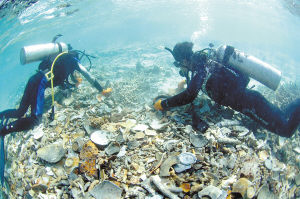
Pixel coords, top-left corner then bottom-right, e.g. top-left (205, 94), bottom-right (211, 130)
top-left (89, 117), bottom-right (109, 129)
top-left (79, 159), bottom-right (98, 178)
top-left (79, 141), bottom-right (99, 178)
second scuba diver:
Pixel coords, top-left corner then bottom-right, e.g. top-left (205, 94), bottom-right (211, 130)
top-left (0, 37), bottom-right (112, 137)
top-left (154, 42), bottom-right (300, 138)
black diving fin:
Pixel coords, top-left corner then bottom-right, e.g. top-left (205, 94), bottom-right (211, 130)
top-left (0, 118), bottom-right (7, 187)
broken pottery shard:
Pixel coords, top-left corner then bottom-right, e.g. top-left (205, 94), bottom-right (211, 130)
top-left (105, 142), bottom-right (120, 156)
top-left (190, 133), bottom-right (208, 148)
top-left (293, 147), bottom-right (300, 154)
top-left (89, 180), bottom-right (122, 199)
top-left (83, 120), bottom-right (92, 135)
top-left (117, 145), bottom-right (127, 157)
top-left (132, 124), bottom-right (148, 131)
top-left (150, 119), bottom-right (168, 130)
top-left (198, 185), bottom-right (227, 199)
top-left (217, 137), bottom-right (241, 145)
top-left (90, 130), bottom-right (109, 146)
top-left (257, 184), bottom-right (277, 199)
top-left (145, 129), bottom-right (157, 136)
top-left (37, 142), bottom-right (65, 163)
top-left (232, 178), bottom-right (252, 198)
top-left (72, 138), bottom-right (84, 152)
top-left (160, 155), bottom-right (180, 177)
top-left (216, 119), bottom-right (240, 127)
top-left (296, 174), bottom-right (300, 186)
top-left (173, 164), bottom-right (191, 173)
top-left (174, 152), bottom-right (197, 173)
top-left (32, 125), bottom-right (44, 140)
top-left (150, 175), bottom-right (180, 199)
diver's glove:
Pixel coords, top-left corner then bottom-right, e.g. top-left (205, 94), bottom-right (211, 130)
top-left (154, 99), bottom-right (163, 111)
top-left (102, 88), bottom-right (112, 96)
top-left (177, 79), bottom-right (186, 90)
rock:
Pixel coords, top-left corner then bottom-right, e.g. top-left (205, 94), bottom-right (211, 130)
top-left (258, 150), bottom-right (269, 161)
top-left (233, 126), bottom-right (250, 136)
top-left (134, 131), bottom-right (145, 139)
top-left (105, 142), bottom-right (120, 156)
top-left (132, 124), bottom-right (148, 131)
top-left (32, 125), bottom-right (44, 140)
top-left (198, 185), bottom-right (227, 199)
top-left (63, 98), bottom-right (74, 106)
top-left (89, 180), bottom-right (122, 199)
top-left (72, 138), bottom-right (84, 152)
top-left (293, 147), bottom-right (300, 154)
top-left (90, 130), bottom-right (110, 147)
top-left (221, 175), bottom-right (237, 189)
top-left (295, 174), bottom-right (300, 186)
top-left (240, 160), bottom-right (260, 180)
top-left (145, 129), bottom-right (157, 136)
top-left (227, 153), bottom-right (237, 169)
top-left (37, 142), bottom-right (65, 163)
top-left (79, 141), bottom-right (99, 178)
top-left (257, 184), bottom-right (277, 199)
top-left (150, 175), bottom-right (180, 199)
top-left (216, 119), bottom-right (240, 127)
top-left (117, 145), bottom-right (127, 157)
top-left (127, 140), bottom-right (141, 150)
top-left (232, 178), bottom-right (253, 198)
top-left (178, 152), bottom-right (197, 165)
top-left (31, 183), bottom-right (48, 193)
top-left (217, 137), bottom-right (241, 145)
top-left (150, 119), bottom-right (168, 130)
top-left (190, 133), bottom-right (208, 148)
top-left (64, 156), bottom-right (80, 174)
top-left (160, 155), bottom-right (180, 177)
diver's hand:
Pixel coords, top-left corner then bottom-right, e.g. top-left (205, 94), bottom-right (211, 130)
top-left (178, 79), bottom-right (186, 88)
top-left (102, 88), bottom-right (112, 96)
top-left (154, 99), bottom-right (163, 111)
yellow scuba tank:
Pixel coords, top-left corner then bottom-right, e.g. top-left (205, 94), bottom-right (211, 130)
top-left (216, 45), bottom-right (282, 91)
top-left (20, 42), bottom-right (68, 65)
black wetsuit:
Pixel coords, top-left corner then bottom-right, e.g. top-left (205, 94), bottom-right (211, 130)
top-left (0, 71), bottom-right (47, 136)
top-left (0, 53), bottom-right (86, 136)
top-left (161, 60), bottom-right (300, 138)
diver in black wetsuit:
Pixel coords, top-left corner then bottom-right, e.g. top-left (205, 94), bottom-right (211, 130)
top-left (154, 42), bottom-right (300, 138)
top-left (0, 51), bottom-right (111, 137)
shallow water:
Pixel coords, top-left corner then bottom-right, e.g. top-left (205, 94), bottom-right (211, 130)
top-left (0, 0), bottom-right (300, 110)
top-left (0, 0), bottom-right (300, 198)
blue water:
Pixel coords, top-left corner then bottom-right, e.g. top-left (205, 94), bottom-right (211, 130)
top-left (0, 0), bottom-right (300, 110)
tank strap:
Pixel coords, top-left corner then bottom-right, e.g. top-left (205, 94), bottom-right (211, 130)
top-left (222, 45), bottom-right (234, 65)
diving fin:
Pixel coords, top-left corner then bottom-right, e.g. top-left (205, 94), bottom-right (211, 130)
top-left (0, 135), bottom-right (4, 187)
top-left (0, 117), bottom-right (6, 187)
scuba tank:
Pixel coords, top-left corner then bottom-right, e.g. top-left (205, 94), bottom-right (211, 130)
top-left (216, 45), bottom-right (282, 91)
top-left (20, 42), bottom-right (69, 65)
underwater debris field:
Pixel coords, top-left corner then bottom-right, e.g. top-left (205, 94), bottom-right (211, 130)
top-left (0, 47), bottom-right (300, 199)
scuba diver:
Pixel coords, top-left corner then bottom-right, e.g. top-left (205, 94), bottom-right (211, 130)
top-left (154, 41), bottom-right (300, 138)
top-left (0, 35), bottom-right (112, 137)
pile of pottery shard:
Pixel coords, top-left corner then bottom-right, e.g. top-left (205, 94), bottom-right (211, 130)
top-left (2, 48), bottom-right (300, 199)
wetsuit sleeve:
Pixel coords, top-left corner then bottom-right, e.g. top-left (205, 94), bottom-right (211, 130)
top-left (77, 63), bottom-right (103, 92)
top-left (161, 71), bottom-right (205, 109)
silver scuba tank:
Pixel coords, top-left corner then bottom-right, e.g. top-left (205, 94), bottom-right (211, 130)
top-left (216, 45), bottom-right (282, 91)
top-left (20, 42), bottom-right (68, 65)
